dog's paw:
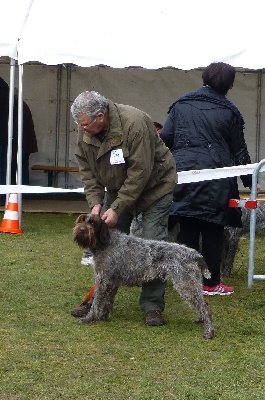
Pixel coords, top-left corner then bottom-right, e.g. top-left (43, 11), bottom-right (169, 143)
top-left (77, 317), bottom-right (93, 324)
top-left (193, 317), bottom-right (203, 324)
top-left (203, 329), bottom-right (215, 340)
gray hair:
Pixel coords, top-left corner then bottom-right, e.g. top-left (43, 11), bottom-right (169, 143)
top-left (71, 91), bottom-right (109, 122)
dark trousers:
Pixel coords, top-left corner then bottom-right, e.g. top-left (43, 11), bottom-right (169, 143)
top-left (0, 144), bottom-right (7, 185)
top-left (11, 152), bottom-right (30, 185)
top-left (0, 145), bottom-right (30, 185)
top-left (107, 192), bottom-right (173, 313)
top-left (178, 217), bottom-right (224, 287)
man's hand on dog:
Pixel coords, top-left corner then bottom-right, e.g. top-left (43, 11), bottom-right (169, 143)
top-left (102, 208), bottom-right (118, 229)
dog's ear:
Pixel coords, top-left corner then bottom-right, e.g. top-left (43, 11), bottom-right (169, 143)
top-left (99, 219), bottom-right (110, 245)
top-left (75, 214), bottom-right (87, 224)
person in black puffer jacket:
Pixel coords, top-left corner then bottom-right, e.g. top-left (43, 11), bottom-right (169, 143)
top-left (160, 62), bottom-right (258, 296)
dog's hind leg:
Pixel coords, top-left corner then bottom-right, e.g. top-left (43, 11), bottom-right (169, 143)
top-left (221, 227), bottom-right (241, 277)
top-left (191, 297), bottom-right (215, 339)
top-left (171, 272), bottom-right (215, 339)
top-left (78, 281), bottom-right (119, 324)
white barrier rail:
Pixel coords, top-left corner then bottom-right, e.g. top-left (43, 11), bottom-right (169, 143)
top-left (0, 185), bottom-right (84, 194)
top-left (1, 161), bottom-right (265, 288)
top-left (178, 163), bottom-right (264, 184)
top-left (0, 162), bottom-right (262, 194)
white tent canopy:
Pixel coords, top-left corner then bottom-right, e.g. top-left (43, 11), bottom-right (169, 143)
top-left (0, 0), bottom-right (31, 60)
top-left (1, 0), bottom-right (265, 70)
top-left (1, 0), bottom-right (265, 193)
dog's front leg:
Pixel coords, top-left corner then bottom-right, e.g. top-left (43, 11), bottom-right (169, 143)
top-left (78, 282), bottom-right (119, 324)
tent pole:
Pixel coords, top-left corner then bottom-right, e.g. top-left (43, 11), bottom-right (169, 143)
top-left (6, 58), bottom-right (16, 203)
top-left (17, 64), bottom-right (24, 224)
top-left (255, 70), bottom-right (262, 162)
top-left (64, 64), bottom-right (71, 188)
top-left (54, 65), bottom-right (62, 187)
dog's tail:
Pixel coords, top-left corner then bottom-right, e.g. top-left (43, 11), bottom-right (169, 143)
top-left (198, 257), bottom-right (211, 279)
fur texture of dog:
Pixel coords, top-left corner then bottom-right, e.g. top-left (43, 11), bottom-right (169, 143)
top-left (221, 201), bottom-right (265, 277)
top-left (73, 214), bottom-right (215, 339)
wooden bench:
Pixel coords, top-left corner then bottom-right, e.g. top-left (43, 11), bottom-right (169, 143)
top-left (31, 165), bottom-right (79, 186)
top-left (240, 190), bottom-right (265, 199)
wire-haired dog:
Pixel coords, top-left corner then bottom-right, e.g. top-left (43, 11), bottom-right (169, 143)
top-left (221, 201), bottom-right (265, 277)
top-left (73, 214), bottom-right (215, 339)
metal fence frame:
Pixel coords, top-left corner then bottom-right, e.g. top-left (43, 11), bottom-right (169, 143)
top-left (248, 159), bottom-right (265, 287)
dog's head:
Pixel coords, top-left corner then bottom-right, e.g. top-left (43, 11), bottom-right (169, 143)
top-left (73, 213), bottom-right (110, 250)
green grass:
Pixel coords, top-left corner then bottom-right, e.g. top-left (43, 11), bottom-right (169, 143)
top-left (0, 212), bottom-right (264, 400)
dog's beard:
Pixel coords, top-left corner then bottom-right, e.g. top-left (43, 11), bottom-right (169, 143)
top-left (73, 223), bottom-right (98, 249)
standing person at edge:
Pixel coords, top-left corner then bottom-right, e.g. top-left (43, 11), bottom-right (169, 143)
top-left (160, 62), bottom-right (258, 296)
top-left (70, 91), bottom-right (176, 326)
top-left (11, 88), bottom-right (38, 186)
top-left (0, 77), bottom-right (9, 206)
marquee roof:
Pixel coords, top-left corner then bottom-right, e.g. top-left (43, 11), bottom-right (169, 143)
top-left (0, 0), bottom-right (264, 70)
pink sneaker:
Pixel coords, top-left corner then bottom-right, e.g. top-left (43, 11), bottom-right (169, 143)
top-left (203, 282), bottom-right (234, 296)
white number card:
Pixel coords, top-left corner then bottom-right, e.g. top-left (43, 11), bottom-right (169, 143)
top-left (110, 149), bottom-right (125, 165)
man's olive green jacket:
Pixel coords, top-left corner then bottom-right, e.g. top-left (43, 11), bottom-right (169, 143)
top-left (75, 100), bottom-right (176, 216)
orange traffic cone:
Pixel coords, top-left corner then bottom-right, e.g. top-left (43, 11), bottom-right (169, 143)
top-left (0, 193), bottom-right (23, 234)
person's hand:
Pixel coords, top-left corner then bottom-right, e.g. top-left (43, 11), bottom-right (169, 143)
top-left (249, 184), bottom-right (261, 195)
top-left (91, 204), bottom-right (102, 215)
top-left (101, 208), bottom-right (118, 229)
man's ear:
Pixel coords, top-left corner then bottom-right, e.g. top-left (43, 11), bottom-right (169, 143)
top-left (97, 112), bottom-right (105, 123)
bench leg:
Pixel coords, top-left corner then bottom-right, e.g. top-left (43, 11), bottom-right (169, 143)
top-left (47, 171), bottom-right (53, 187)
